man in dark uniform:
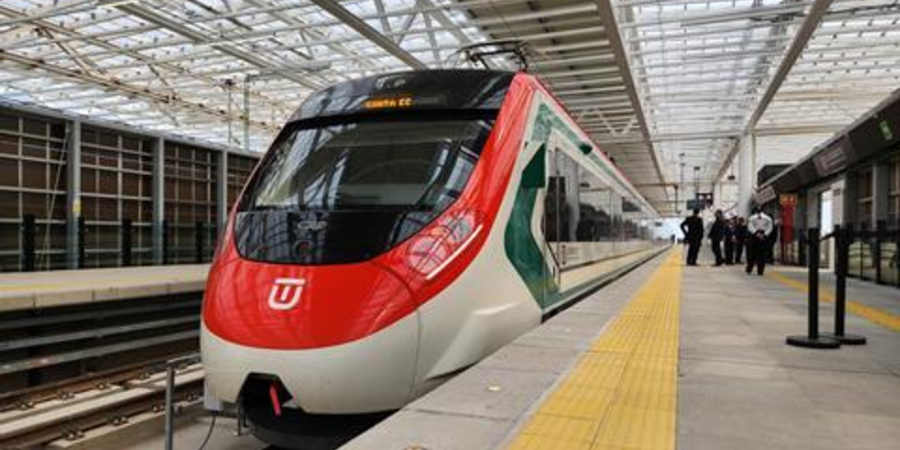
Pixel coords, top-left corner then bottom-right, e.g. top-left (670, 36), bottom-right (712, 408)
top-left (734, 216), bottom-right (748, 264)
top-left (746, 208), bottom-right (774, 276)
top-left (680, 209), bottom-right (704, 266)
top-left (723, 217), bottom-right (736, 265)
top-left (708, 209), bottom-right (726, 266)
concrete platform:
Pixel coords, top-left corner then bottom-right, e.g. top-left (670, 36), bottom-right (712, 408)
top-left (679, 258), bottom-right (900, 450)
top-left (0, 264), bottom-right (209, 312)
top-left (343, 249), bottom-right (900, 450)
top-left (108, 249), bottom-right (900, 450)
top-left (344, 251), bottom-right (675, 450)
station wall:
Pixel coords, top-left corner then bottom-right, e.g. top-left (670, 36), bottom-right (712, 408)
top-left (0, 104), bottom-right (260, 272)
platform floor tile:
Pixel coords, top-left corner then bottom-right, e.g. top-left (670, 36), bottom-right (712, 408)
top-left (505, 250), bottom-right (682, 450)
top-left (768, 271), bottom-right (900, 332)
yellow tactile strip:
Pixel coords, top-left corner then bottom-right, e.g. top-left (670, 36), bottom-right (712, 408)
top-left (768, 271), bottom-right (900, 332)
top-left (506, 250), bottom-right (682, 450)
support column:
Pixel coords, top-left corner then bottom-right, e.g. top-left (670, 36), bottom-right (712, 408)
top-left (873, 162), bottom-right (890, 224)
top-left (843, 172), bottom-right (858, 226)
top-left (714, 182), bottom-right (723, 211)
top-left (66, 120), bottom-right (81, 269)
top-left (737, 134), bottom-right (755, 216)
top-left (243, 75), bottom-right (252, 153)
top-left (152, 137), bottom-right (165, 265)
top-left (216, 150), bottom-right (229, 233)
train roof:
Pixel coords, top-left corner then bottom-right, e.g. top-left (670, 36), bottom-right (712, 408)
top-left (288, 69), bottom-right (516, 122)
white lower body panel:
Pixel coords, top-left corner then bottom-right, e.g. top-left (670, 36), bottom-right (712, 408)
top-left (201, 314), bottom-right (419, 414)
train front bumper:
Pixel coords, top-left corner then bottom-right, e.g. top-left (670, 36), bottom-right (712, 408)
top-left (200, 313), bottom-right (419, 414)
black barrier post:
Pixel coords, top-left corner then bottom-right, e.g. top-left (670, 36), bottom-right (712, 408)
top-left (22, 214), bottom-right (36, 272)
top-left (77, 216), bottom-right (86, 268)
top-left (859, 223), bottom-right (868, 280)
top-left (121, 218), bottom-right (133, 267)
top-left (896, 218), bottom-right (900, 288)
top-left (787, 227), bottom-right (841, 349)
top-left (875, 221), bottom-right (885, 284)
top-left (162, 219), bottom-right (170, 265)
top-left (822, 225), bottom-right (867, 345)
top-left (195, 221), bottom-right (205, 264)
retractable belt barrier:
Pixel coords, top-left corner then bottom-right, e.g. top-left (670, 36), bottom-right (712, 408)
top-left (786, 226), bottom-right (867, 349)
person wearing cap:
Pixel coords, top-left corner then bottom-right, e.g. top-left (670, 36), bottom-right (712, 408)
top-left (680, 209), bottom-right (704, 266)
top-left (746, 207), bottom-right (775, 275)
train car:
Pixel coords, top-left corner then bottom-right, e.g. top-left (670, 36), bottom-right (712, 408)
top-left (201, 69), bottom-right (665, 446)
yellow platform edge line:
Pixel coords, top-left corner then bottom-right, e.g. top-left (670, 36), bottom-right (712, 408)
top-left (767, 271), bottom-right (900, 332)
top-left (505, 249), bottom-right (682, 450)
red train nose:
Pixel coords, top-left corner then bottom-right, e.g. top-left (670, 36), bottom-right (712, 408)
top-left (203, 258), bottom-right (417, 349)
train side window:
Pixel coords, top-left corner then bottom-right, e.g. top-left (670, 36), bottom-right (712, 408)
top-left (575, 166), bottom-right (613, 242)
top-left (544, 150), bottom-right (581, 244)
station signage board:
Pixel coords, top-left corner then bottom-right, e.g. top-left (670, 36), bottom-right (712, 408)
top-left (813, 140), bottom-right (848, 177)
top-left (754, 185), bottom-right (777, 205)
top-left (779, 194), bottom-right (798, 207)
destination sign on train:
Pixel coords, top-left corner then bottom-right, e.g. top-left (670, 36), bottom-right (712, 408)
top-left (363, 96), bottom-right (414, 109)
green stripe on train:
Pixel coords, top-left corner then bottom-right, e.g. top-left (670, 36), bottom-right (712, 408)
top-left (504, 144), bottom-right (557, 306)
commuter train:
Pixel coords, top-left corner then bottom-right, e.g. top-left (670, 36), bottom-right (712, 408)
top-left (201, 69), bottom-right (663, 445)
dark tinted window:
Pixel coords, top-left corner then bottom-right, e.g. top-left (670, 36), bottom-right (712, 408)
top-left (235, 115), bottom-right (494, 264)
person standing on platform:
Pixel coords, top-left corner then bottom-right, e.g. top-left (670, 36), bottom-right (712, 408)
top-left (746, 208), bottom-right (774, 276)
top-left (708, 210), bottom-right (726, 266)
top-left (680, 209), bottom-right (704, 266)
top-left (723, 217), bottom-right (736, 265)
top-left (735, 216), bottom-right (748, 264)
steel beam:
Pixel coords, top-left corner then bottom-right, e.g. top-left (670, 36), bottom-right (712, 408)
top-left (116, 3), bottom-right (321, 90)
top-left (0, 50), bottom-right (270, 128)
top-left (66, 120), bottom-right (81, 269)
top-left (216, 150), bottom-right (229, 235)
top-left (595, 0), bottom-right (667, 212)
top-left (715, 0), bottom-right (836, 182)
top-left (308, 0), bottom-right (426, 69)
top-left (152, 137), bottom-right (165, 265)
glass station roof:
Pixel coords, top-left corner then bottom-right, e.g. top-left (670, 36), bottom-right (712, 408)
top-left (1, 0), bottom-right (898, 215)
top-left (617, 0), bottom-right (900, 211)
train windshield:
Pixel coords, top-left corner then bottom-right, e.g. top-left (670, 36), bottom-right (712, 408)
top-left (235, 114), bottom-right (495, 265)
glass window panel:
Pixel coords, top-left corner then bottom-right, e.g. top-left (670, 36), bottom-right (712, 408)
top-left (0, 115), bottom-right (17, 132)
top-left (0, 159), bottom-right (19, 186)
top-left (22, 161), bottom-right (47, 189)
top-left (22, 193), bottom-right (47, 216)
top-left (22, 118), bottom-right (47, 136)
top-left (0, 191), bottom-right (18, 218)
top-left (22, 138), bottom-right (46, 159)
top-left (0, 134), bottom-right (18, 155)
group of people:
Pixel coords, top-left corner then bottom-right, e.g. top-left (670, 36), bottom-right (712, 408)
top-left (680, 208), bottom-right (776, 275)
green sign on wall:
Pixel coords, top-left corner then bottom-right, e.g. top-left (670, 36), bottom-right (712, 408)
top-left (879, 119), bottom-right (893, 141)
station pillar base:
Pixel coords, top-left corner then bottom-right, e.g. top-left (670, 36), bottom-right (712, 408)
top-left (785, 335), bottom-right (841, 349)
top-left (820, 333), bottom-right (867, 346)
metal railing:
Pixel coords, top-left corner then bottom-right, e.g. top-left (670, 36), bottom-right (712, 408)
top-left (779, 219), bottom-right (900, 288)
top-left (17, 215), bottom-right (215, 271)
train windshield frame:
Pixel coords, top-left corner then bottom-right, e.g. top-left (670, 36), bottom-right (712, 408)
top-left (234, 111), bottom-right (497, 265)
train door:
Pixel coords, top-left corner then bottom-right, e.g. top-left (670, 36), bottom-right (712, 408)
top-left (544, 147), bottom-right (564, 296)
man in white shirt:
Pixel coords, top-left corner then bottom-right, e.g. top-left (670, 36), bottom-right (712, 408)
top-left (746, 207), bottom-right (774, 275)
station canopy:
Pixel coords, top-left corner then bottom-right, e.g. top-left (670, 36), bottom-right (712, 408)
top-left (1, 0), bottom-right (898, 216)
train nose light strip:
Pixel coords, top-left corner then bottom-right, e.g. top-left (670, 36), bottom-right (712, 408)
top-left (425, 224), bottom-right (483, 281)
top-left (269, 384), bottom-right (283, 417)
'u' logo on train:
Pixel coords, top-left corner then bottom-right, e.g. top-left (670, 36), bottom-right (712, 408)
top-left (267, 278), bottom-right (306, 311)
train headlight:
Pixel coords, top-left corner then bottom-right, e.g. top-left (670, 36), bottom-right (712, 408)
top-left (406, 210), bottom-right (485, 280)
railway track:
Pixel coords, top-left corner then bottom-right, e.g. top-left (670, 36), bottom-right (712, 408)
top-left (0, 356), bottom-right (203, 450)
